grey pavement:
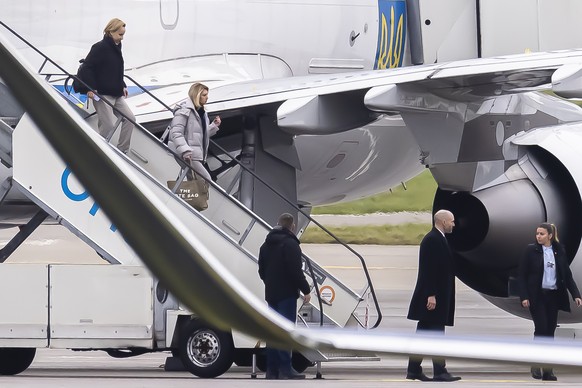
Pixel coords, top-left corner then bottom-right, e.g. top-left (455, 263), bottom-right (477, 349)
top-left (0, 230), bottom-right (581, 386)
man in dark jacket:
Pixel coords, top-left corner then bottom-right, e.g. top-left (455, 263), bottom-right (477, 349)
top-left (258, 213), bottom-right (311, 380)
top-left (406, 209), bottom-right (461, 382)
top-left (83, 18), bottom-right (134, 154)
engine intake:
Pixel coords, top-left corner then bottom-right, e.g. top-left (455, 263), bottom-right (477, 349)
top-left (434, 146), bottom-right (582, 297)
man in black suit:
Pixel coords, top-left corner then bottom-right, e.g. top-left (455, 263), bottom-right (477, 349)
top-left (406, 209), bottom-right (461, 382)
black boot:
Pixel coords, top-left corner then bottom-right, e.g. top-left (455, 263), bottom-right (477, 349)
top-left (530, 367), bottom-right (542, 380)
top-left (542, 369), bottom-right (557, 381)
top-left (406, 371), bottom-right (432, 381)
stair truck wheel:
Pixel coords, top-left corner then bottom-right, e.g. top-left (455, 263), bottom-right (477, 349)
top-left (0, 348), bottom-right (36, 375)
top-left (178, 319), bottom-right (234, 378)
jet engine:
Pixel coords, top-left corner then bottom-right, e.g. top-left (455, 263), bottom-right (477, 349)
top-left (434, 124), bottom-right (582, 322)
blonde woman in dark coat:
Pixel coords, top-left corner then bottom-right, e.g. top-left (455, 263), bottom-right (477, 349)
top-left (84, 18), bottom-right (134, 154)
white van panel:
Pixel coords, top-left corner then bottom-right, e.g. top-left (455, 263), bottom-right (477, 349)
top-left (0, 264), bottom-right (48, 347)
top-left (49, 265), bottom-right (153, 348)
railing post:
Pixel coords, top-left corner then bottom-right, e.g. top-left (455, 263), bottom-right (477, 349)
top-left (239, 117), bottom-right (256, 210)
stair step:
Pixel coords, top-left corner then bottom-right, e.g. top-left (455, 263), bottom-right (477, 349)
top-left (300, 348), bottom-right (380, 363)
top-left (323, 354), bottom-right (380, 362)
top-left (0, 116), bottom-right (19, 127)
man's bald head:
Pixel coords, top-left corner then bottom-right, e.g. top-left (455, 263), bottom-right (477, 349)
top-left (434, 209), bottom-right (455, 234)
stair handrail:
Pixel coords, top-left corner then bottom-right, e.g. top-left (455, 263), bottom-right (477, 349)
top-left (123, 73), bottom-right (382, 328)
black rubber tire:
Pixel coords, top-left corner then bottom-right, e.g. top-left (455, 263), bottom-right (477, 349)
top-left (0, 348), bottom-right (36, 375)
top-left (178, 319), bottom-right (234, 378)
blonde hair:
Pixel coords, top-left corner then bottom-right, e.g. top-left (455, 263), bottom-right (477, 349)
top-left (188, 83), bottom-right (209, 109)
top-left (103, 18), bottom-right (126, 37)
top-left (539, 222), bottom-right (559, 243)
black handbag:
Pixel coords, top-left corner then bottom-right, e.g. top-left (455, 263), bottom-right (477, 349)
top-left (167, 173), bottom-right (209, 211)
top-left (72, 58), bottom-right (90, 94)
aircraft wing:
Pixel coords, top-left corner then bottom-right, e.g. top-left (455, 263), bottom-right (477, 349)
top-left (4, 34), bottom-right (582, 368)
top-left (206, 51), bottom-right (566, 111)
top-left (129, 50), bottom-right (582, 136)
top-left (190, 50), bottom-right (582, 135)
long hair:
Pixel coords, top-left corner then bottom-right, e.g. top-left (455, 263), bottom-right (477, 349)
top-left (188, 83), bottom-right (209, 109)
top-left (103, 18), bottom-right (126, 37)
top-left (539, 222), bottom-right (559, 244)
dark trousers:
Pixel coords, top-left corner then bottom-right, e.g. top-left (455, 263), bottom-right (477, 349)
top-left (529, 290), bottom-right (559, 375)
top-left (407, 321), bottom-right (447, 375)
top-left (266, 297), bottom-right (297, 375)
top-left (529, 289), bottom-right (559, 338)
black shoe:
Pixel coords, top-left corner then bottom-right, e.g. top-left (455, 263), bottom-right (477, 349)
top-left (531, 367), bottom-right (542, 380)
top-left (279, 369), bottom-right (305, 380)
top-left (406, 372), bottom-right (432, 381)
top-left (265, 371), bottom-right (278, 380)
top-left (542, 371), bottom-right (557, 381)
top-left (433, 372), bottom-right (462, 382)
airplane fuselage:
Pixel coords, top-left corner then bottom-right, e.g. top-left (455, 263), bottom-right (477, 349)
top-left (5, 0), bottom-right (404, 75)
top-left (1, 0), bottom-right (422, 210)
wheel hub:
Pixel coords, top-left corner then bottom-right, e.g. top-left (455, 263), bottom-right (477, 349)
top-left (187, 330), bottom-right (220, 366)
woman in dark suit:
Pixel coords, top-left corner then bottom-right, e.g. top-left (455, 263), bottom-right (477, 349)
top-left (519, 223), bottom-right (582, 381)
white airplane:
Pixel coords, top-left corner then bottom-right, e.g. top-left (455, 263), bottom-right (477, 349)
top-left (3, 0), bottom-right (582, 371)
top-left (3, 23), bottom-right (582, 373)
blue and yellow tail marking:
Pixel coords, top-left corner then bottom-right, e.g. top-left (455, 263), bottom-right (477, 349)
top-left (375, 0), bottom-right (407, 69)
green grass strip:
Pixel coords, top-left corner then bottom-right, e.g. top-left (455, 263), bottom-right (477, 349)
top-left (313, 170), bottom-right (437, 215)
top-left (301, 223), bottom-right (431, 245)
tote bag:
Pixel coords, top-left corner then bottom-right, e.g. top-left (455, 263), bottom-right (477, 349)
top-left (167, 173), bottom-right (209, 211)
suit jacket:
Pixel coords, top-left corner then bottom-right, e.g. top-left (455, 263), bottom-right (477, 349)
top-left (407, 228), bottom-right (456, 326)
top-left (518, 242), bottom-right (580, 312)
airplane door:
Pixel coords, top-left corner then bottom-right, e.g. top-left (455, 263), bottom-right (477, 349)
top-left (159, 0), bottom-right (179, 30)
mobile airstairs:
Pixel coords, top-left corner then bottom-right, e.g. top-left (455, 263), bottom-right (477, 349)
top-left (0, 22), bottom-right (381, 378)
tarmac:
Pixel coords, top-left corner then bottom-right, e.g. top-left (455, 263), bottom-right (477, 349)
top-left (0, 225), bottom-right (581, 386)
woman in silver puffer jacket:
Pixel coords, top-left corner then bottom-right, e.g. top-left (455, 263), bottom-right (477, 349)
top-left (168, 82), bottom-right (220, 181)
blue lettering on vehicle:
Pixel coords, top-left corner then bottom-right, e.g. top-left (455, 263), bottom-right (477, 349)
top-left (61, 167), bottom-right (117, 232)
